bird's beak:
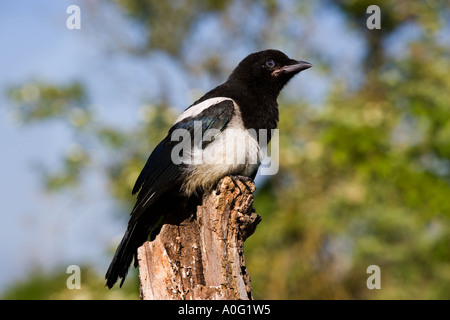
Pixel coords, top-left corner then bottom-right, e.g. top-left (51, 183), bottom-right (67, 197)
top-left (272, 60), bottom-right (312, 77)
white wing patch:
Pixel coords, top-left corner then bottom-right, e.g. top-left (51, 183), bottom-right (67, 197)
top-left (176, 97), bottom-right (233, 123)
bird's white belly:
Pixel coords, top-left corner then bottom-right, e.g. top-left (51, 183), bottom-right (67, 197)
top-left (181, 126), bottom-right (262, 196)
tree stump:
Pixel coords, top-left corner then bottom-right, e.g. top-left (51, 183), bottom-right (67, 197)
top-left (137, 176), bottom-right (261, 300)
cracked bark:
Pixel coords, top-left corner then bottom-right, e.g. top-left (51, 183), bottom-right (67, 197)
top-left (137, 176), bottom-right (261, 300)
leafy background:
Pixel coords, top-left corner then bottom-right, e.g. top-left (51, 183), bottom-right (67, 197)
top-left (1, 0), bottom-right (449, 299)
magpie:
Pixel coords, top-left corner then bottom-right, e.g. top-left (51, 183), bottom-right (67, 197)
top-left (105, 49), bottom-right (311, 288)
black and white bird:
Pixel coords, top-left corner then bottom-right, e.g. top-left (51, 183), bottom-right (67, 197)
top-left (105, 49), bottom-right (311, 288)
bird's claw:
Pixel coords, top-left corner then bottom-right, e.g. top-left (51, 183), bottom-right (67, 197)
top-left (229, 175), bottom-right (254, 194)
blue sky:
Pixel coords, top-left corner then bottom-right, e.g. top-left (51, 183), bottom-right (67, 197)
top-left (0, 1), bottom-right (118, 291)
top-left (0, 0), bottom-right (371, 293)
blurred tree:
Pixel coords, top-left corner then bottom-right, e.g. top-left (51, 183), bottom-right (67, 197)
top-left (244, 0), bottom-right (450, 299)
top-left (2, 266), bottom-right (138, 299)
top-left (3, 0), bottom-right (450, 299)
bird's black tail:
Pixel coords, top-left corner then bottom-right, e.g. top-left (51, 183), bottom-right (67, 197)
top-left (105, 214), bottom-right (164, 289)
top-left (105, 223), bottom-right (140, 289)
top-left (105, 191), bottom-right (198, 289)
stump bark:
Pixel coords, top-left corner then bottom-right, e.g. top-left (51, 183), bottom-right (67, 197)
top-left (137, 176), bottom-right (261, 300)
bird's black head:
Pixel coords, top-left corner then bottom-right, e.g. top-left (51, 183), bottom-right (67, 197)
top-left (228, 49), bottom-right (312, 96)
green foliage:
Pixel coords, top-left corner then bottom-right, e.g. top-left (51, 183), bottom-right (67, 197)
top-left (114, 0), bottom-right (227, 55)
top-left (4, 0), bottom-right (450, 299)
top-left (2, 266), bottom-right (139, 300)
top-left (7, 81), bottom-right (87, 124)
top-left (245, 13), bottom-right (450, 297)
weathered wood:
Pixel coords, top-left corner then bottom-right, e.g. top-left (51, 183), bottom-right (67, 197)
top-left (137, 176), bottom-right (261, 300)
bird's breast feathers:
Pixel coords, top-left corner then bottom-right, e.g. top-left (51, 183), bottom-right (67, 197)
top-left (174, 97), bottom-right (264, 195)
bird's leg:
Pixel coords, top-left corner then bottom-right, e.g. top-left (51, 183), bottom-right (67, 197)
top-left (229, 175), bottom-right (254, 194)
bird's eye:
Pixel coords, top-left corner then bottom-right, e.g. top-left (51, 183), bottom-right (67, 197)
top-left (265, 60), bottom-right (275, 69)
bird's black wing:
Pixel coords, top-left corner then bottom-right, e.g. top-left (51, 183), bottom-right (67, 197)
top-left (128, 99), bottom-right (235, 225)
top-left (105, 99), bottom-right (235, 288)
